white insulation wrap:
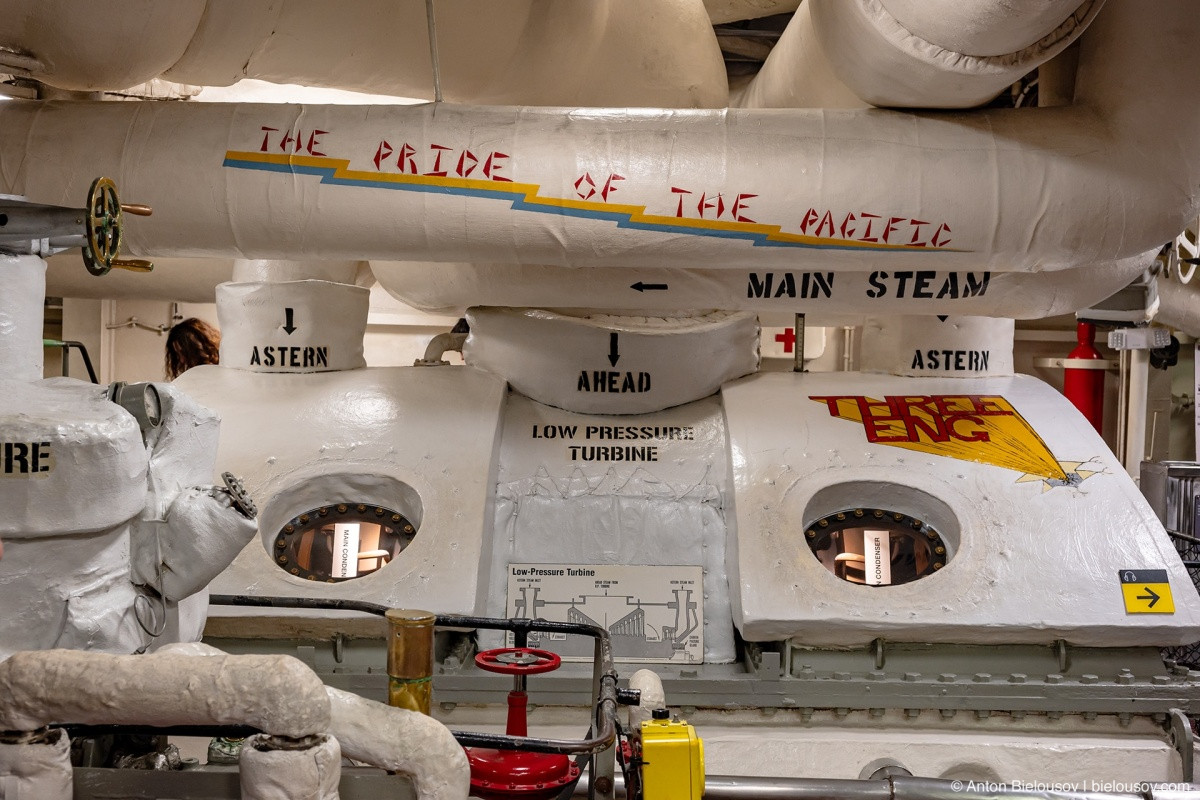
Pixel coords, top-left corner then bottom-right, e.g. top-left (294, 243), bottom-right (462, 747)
top-left (0, 729), bottom-right (72, 800)
top-left (807, 0), bottom-right (1102, 108)
top-left (464, 309), bottom-right (758, 415)
top-left (0, 650), bottom-right (331, 737)
top-left (723, 372), bottom-right (1200, 646)
top-left (0, 0), bottom-right (1197, 284)
top-left (373, 254), bottom-right (1153, 319)
top-left (879, 0), bottom-right (1089, 56)
top-left (143, 382), bottom-right (222, 516)
top-left (0, 525), bottom-right (142, 658)
top-left (0, 255), bottom-right (46, 383)
top-left (216, 280), bottom-right (368, 373)
top-left (1154, 277), bottom-right (1200, 339)
top-left (231, 258), bottom-right (367, 285)
top-left (733, 1), bottom-right (867, 110)
top-left (5, 0), bottom-right (726, 107)
top-left (484, 393), bottom-right (735, 662)
top-left (239, 734), bottom-right (341, 800)
top-left (0, 0), bottom-right (207, 92)
top-left (0, 378), bottom-right (146, 537)
top-left (325, 687), bottom-right (471, 800)
top-left (859, 316), bottom-right (1015, 376)
top-left (627, 669), bottom-right (667, 732)
top-left (151, 486), bottom-right (256, 601)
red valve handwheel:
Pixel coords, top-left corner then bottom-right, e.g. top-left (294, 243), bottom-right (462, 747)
top-left (475, 647), bottom-right (561, 676)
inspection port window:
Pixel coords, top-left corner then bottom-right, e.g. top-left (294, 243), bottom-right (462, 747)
top-left (804, 509), bottom-right (948, 586)
top-left (273, 504), bottom-right (416, 582)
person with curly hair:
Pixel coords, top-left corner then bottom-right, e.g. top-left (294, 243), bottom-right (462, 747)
top-left (165, 317), bottom-right (221, 380)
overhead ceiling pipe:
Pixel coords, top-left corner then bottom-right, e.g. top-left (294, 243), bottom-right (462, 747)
top-left (1153, 275), bottom-right (1200, 339)
top-left (802, 0), bottom-right (1104, 108)
top-left (0, 0), bottom-right (727, 108)
top-left (0, 255), bottom-right (47, 382)
top-left (732, 1), bottom-right (869, 109)
top-left (879, 0), bottom-right (1090, 57)
top-left (0, 1), bottom-right (1194, 286)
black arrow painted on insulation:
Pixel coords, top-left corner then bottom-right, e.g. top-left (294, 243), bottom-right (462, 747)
top-left (608, 332), bottom-right (621, 367)
top-left (1138, 587), bottom-right (1161, 608)
top-left (631, 281), bottom-right (669, 292)
top-left (283, 308), bottom-right (296, 335)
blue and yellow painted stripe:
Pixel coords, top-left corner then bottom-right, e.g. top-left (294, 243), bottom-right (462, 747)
top-left (223, 151), bottom-right (960, 253)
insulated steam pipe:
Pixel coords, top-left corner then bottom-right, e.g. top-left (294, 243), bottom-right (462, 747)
top-left (326, 686), bottom-right (471, 800)
top-left (804, 0), bottom-right (1103, 108)
top-left (0, 0), bottom-right (727, 108)
top-left (1155, 276), bottom-right (1200, 338)
top-left (0, 1), bottom-right (1196, 282)
top-left (0, 650), bottom-right (331, 738)
top-left (152, 641), bottom-right (469, 800)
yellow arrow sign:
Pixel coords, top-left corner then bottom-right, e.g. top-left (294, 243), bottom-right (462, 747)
top-left (1119, 569), bottom-right (1175, 614)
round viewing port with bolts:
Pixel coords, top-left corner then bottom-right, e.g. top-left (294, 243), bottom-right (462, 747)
top-left (273, 503), bottom-right (417, 582)
top-left (804, 507), bottom-right (950, 586)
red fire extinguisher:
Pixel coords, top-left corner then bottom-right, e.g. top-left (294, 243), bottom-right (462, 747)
top-left (1063, 321), bottom-right (1105, 432)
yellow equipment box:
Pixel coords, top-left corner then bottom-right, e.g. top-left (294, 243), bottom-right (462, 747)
top-left (640, 709), bottom-right (704, 800)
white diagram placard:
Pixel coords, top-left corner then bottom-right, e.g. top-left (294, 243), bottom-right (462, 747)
top-left (506, 564), bottom-right (703, 663)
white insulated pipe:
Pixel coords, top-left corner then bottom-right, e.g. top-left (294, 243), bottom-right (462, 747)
top-left (1155, 276), bottom-right (1200, 339)
top-left (733, 1), bottom-right (869, 109)
top-left (0, 729), bottom-right (73, 800)
top-left (1124, 348), bottom-right (1150, 477)
top-left (0, 650), bottom-right (331, 738)
top-left (805, 0), bottom-right (1103, 108)
top-left (0, 0), bottom-right (727, 109)
top-left (325, 687), bottom-right (471, 800)
top-left (239, 733), bottom-right (341, 800)
top-left (0, 1), bottom-right (1192, 285)
top-left (626, 669), bottom-right (667, 731)
top-left (231, 259), bottom-right (367, 285)
top-left (0, 255), bottom-right (46, 382)
top-left (160, 643), bottom-right (471, 800)
top-left (880, 0), bottom-right (1088, 57)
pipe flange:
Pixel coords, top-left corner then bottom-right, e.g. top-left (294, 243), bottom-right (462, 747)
top-left (221, 471), bottom-right (258, 519)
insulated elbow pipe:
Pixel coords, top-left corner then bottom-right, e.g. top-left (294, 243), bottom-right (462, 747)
top-left (805, 0), bottom-right (1104, 108)
top-left (325, 687), bottom-right (471, 800)
top-left (0, 650), bottom-right (331, 738)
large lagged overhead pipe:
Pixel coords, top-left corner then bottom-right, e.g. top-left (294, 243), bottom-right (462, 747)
top-left (803, 0), bottom-right (1104, 108)
top-left (0, 1), bottom-right (1195, 286)
top-left (0, 0), bottom-right (727, 108)
top-left (740, 0), bottom-right (1100, 109)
